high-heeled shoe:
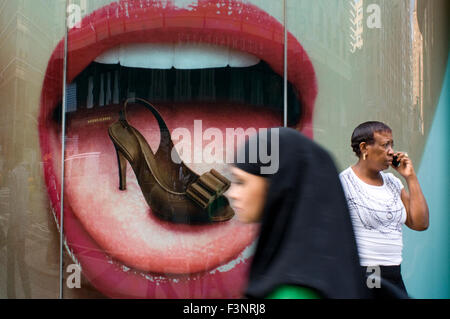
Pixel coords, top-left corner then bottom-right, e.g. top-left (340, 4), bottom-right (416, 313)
top-left (108, 97), bottom-right (234, 224)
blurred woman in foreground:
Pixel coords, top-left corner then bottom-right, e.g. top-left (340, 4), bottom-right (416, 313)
top-left (228, 127), bottom-right (368, 299)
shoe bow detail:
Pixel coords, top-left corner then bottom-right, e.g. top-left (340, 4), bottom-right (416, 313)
top-left (186, 169), bottom-right (231, 209)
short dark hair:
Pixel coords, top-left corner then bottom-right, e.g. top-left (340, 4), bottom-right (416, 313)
top-left (351, 121), bottom-right (392, 157)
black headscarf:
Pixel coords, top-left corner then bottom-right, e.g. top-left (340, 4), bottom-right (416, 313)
top-left (235, 127), bottom-right (369, 299)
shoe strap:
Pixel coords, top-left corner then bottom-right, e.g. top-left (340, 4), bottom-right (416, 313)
top-left (122, 97), bottom-right (175, 149)
top-left (186, 169), bottom-right (231, 209)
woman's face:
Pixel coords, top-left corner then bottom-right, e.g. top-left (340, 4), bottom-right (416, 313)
top-left (363, 131), bottom-right (395, 171)
top-left (228, 166), bottom-right (268, 224)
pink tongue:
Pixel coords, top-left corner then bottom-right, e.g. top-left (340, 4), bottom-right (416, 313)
top-left (64, 102), bottom-right (280, 274)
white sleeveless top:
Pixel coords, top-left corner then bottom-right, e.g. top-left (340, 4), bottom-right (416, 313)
top-left (339, 167), bottom-right (407, 266)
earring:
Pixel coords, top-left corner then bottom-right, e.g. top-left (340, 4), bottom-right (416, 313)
top-left (363, 153), bottom-right (367, 161)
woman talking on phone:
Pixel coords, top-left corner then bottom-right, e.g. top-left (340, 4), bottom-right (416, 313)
top-left (339, 121), bottom-right (429, 298)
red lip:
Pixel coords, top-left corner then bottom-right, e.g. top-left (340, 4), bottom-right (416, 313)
top-left (38, 0), bottom-right (317, 298)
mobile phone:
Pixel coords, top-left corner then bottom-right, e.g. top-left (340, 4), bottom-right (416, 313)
top-left (392, 155), bottom-right (400, 167)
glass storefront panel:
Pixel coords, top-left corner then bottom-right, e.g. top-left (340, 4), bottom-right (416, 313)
top-left (60, 0), bottom-right (285, 298)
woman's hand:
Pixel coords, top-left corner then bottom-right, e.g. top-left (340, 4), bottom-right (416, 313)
top-left (395, 152), bottom-right (430, 231)
top-left (392, 152), bottom-right (415, 179)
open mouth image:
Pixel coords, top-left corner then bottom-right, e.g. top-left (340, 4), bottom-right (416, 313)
top-left (38, 0), bottom-right (317, 298)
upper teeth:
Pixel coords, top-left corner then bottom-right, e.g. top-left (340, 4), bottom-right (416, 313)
top-left (95, 43), bottom-right (260, 69)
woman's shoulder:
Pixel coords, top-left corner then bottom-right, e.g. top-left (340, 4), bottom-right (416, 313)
top-left (339, 167), bottom-right (353, 179)
top-left (381, 171), bottom-right (404, 190)
top-left (381, 171), bottom-right (401, 182)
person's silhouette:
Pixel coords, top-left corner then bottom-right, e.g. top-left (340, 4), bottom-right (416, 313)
top-left (6, 156), bottom-right (32, 298)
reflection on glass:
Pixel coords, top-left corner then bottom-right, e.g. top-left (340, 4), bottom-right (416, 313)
top-left (6, 154), bottom-right (32, 298)
top-left (0, 0), bottom-right (65, 298)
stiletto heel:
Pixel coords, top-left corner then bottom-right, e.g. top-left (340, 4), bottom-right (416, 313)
top-left (108, 97), bottom-right (234, 224)
top-left (115, 147), bottom-right (127, 191)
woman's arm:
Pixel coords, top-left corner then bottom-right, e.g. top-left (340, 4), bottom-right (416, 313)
top-left (395, 153), bottom-right (429, 231)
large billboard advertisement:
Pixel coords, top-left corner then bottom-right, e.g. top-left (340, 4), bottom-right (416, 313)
top-left (0, 0), bottom-right (448, 298)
